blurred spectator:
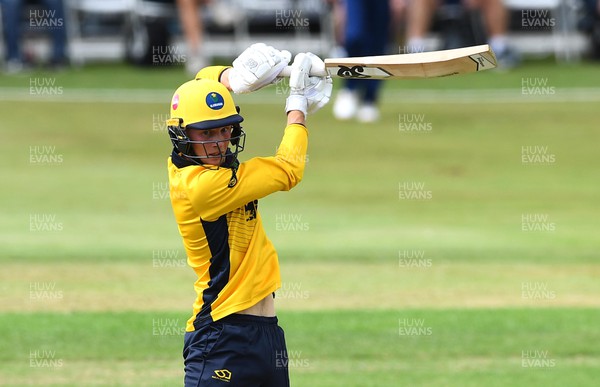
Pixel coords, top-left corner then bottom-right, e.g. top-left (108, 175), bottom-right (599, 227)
top-left (332, 0), bottom-right (406, 123)
top-left (176, 0), bottom-right (211, 75)
top-left (579, 0), bottom-right (600, 59)
top-left (405, 0), bottom-right (518, 68)
top-left (324, 0), bottom-right (347, 58)
top-left (1, 0), bottom-right (68, 73)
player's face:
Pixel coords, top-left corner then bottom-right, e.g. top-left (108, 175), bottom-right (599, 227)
top-left (187, 126), bottom-right (233, 166)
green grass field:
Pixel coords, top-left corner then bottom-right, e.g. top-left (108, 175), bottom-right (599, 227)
top-left (1, 59), bottom-right (599, 386)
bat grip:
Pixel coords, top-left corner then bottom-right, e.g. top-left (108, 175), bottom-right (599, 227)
top-left (278, 65), bottom-right (327, 78)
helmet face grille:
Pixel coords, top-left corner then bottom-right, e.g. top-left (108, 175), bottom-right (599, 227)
top-left (168, 123), bottom-right (193, 156)
top-left (168, 122), bottom-right (245, 168)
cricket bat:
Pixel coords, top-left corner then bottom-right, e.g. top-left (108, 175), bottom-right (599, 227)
top-left (279, 44), bottom-right (496, 79)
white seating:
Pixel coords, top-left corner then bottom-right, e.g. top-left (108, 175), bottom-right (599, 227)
top-left (66, 0), bottom-right (137, 64)
top-left (504, 0), bottom-right (587, 62)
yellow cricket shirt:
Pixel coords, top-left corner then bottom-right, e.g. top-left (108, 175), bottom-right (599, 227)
top-left (167, 66), bottom-right (308, 331)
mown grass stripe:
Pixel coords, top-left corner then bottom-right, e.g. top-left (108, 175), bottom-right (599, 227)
top-left (2, 87), bottom-right (600, 104)
top-left (2, 309), bottom-right (599, 386)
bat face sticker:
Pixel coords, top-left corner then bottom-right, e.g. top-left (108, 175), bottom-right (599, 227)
top-left (336, 65), bottom-right (370, 78)
top-left (331, 66), bottom-right (393, 79)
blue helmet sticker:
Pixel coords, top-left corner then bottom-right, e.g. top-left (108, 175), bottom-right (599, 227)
top-left (206, 92), bottom-right (225, 110)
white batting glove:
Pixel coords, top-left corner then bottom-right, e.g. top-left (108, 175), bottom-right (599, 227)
top-left (285, 53), bottom-right (312, 116)
top-left (303, 53), bottom-right (333, 114)
top-left (228, 43), bottom-right (292, 94)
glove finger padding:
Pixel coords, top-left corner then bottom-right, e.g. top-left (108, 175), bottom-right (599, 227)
top-left (285, 53), bottom-right (313, 115)
top-left (305, 75), bottom-right (333, 114)
top-left (304, 52), bottom-right (326, 78)
top-left (229, 43), bottom-right (292, 94)
top-left (288, 53), bottom-right (312, 95)
top-left (300, 52), bottom-right (332, 114)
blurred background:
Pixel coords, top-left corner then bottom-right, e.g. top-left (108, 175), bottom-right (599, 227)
top-left (1, 1), bottom-right (599, 386)
top-left (1, 0), bottom-right (600, 72)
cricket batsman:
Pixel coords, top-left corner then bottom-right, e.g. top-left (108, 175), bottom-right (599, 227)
top-left (166, 43), bottom-right (332, 386)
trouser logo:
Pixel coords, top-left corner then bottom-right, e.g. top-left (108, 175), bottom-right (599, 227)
top-left (212, 369), bottom-right (232, 382)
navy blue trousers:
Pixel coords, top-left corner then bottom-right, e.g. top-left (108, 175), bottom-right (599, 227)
top-left (343, 0), bottom-right (391, 102)
top-left (183, 314), bottom-right (290, 387)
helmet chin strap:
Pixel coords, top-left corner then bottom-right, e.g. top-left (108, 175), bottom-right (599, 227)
top-left (224, 149), bottom-right (240, 188)
top-left (223, 149), bottom-right (239, 168)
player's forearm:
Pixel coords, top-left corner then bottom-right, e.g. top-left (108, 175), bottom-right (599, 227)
top-left (219, 68), bottom-right (232, 90)
top-left (274, 123), bottom-right (308, 189)
top-left (286, 110), bottom-right (305, 126)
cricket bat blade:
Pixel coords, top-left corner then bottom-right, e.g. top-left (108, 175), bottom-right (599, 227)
top-left (278, 44), bottom-right (497, 80)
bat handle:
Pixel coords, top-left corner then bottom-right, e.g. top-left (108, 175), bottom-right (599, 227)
top-left (278, 65), bottom-right (328, 78)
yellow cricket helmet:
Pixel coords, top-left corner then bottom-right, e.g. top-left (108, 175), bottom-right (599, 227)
top-left (167, 78), bottom-right (245, 165)
top-left (169, 78), bottom-right (242, 129)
